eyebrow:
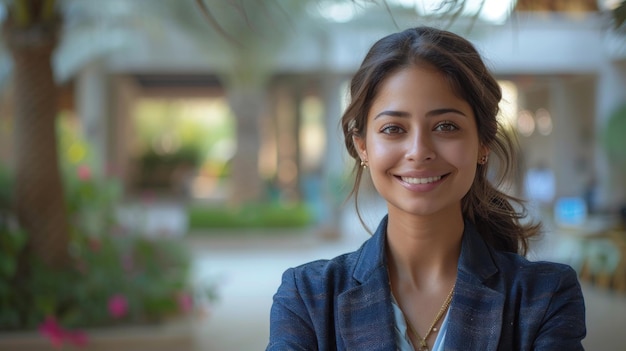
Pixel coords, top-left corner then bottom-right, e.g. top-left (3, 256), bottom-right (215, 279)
top-left (374, 108), bottom-right (467, 119)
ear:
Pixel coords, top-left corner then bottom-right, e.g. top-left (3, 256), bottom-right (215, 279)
top-left (480, 144), bottom-right (489, 157)
top-left (478, 144), bottom-right (490, 164)
top-left (352, 133), bottom-right (368, 163)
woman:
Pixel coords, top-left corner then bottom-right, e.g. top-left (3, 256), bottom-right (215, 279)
top-left (267, 26), bottom-right (585, 351)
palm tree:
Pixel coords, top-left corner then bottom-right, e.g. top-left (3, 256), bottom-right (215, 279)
top-left (2, 0), bottom-right (70, 268)
top-left (0, 0), bottom-right (167, 269)
top-left (0, 0), bottom-right (205, 268)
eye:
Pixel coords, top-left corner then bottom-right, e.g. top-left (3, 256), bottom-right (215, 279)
top-left (380, 124), bottom-right (405, 134)
top-left (434, 121), bottom-right (458, 132)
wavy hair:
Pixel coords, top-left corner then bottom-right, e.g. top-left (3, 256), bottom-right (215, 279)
top-left (340, 26), bottom-right (540, 255)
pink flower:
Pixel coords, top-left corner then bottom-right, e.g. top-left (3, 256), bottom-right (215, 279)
top-left (177, 292), bottom-right (193, 313)
top-left (77, 165), bottom-right (91, 181)
top-left (38, 316), bottom-right (89, 348)
top-left (108, 294), bottom-right (128, 318)
top-left (38, 316), bottom-right (64, 348)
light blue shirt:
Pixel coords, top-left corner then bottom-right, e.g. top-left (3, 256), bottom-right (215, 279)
top-left (391, 296), bottom-right (450, 351)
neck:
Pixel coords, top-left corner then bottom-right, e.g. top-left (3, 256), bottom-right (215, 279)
top-left (385, 209), bottom-right (463, 291)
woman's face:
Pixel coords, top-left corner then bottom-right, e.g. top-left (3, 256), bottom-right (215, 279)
top-left (354, 65), bottom-right (486, 218)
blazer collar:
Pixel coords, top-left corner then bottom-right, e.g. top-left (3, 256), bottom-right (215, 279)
top-left (457, 219), bottom-right (500, 282)
top-left (351, 215), bottom-right (500, 283)
top-left (339, 215), bottom-right (505, 351)
top-left (351, 215), bottom-right (389, 283)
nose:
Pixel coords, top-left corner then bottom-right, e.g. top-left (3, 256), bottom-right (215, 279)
top-left (405, 129), bottom-right (436, 162)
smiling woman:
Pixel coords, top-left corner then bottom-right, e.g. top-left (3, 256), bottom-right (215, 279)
top-left (267, 26), bottom-right (586, 351)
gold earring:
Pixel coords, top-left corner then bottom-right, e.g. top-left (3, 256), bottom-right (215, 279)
top-left (360, 160), bottom-right (367, 168)
top-left (479, 155), bottom-right (488, 164)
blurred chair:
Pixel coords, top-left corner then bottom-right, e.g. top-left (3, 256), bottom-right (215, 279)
top-left (552, 197), bottom-right (625, 291)
top-left (607, 229), bottom-right (626, 292)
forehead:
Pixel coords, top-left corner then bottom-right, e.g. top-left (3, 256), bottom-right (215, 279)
top-left (368, 65), bottom-right (472, 117)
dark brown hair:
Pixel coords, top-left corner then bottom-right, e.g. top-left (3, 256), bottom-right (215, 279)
top-left (340, 26), bottom-right (539, 255)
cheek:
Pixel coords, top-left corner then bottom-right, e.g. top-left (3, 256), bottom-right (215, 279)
top-left (456, 149), bottom-right (480, 183)
top-left (366, 137), bottom-right (400, 167)
top-left (446, 143), bottom-right (480, 179)
top-left (444, 139), bottom-right (478, 162)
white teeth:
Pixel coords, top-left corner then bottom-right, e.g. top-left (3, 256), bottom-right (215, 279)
top-left (401, 176), bottom-right (442, 184)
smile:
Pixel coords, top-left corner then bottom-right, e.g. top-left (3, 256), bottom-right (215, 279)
top-left (400, 175), bottom-right (442, 184)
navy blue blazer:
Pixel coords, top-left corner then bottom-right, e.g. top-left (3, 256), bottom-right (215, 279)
top-left (267, 216), bottom-right (586, 350)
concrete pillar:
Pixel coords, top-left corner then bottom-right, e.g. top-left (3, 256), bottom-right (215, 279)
top-left (594, 62), bottom-right (626, 210)
top-left (274, 81), bottom-right (300, 202)
top-left (110, 76), bottom-right (140, 191)
top-left (318, 74), bottom-right (349, 239)
top-left (228, 85), bottom-right (267, 205)
top-left (549, 77), bottom-right (596, 201)
top-left (76, 60), bottom-right (108, 176)
top-left (516, 81), bottom-right (556, 218)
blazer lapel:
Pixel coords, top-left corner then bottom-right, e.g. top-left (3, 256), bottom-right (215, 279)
top-left (337, 216), bottom-right (396, 351)
top-left (445, 278), bottom-right (504, 351)
top-left (445, 221), bottom-right (505, 351)
top-left (337, 267), bottom-right (396, 351)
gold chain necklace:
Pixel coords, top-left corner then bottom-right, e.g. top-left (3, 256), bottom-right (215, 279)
top-left (404, 285), bottom-right (455, 351)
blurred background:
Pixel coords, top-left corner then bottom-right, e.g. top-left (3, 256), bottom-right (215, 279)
top-left (0, 0), bottom-right (625, 350)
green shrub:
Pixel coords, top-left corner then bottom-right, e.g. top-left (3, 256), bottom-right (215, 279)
top-left (188, 202), bottom-right (313, 230)
top-left (0, 165), bottom-right (217, 333)
top-left (0, 116), bottom-right (218, 345)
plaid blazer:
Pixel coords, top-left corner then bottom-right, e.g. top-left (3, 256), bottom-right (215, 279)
top-left (267, 216), bottom-right (586, 351)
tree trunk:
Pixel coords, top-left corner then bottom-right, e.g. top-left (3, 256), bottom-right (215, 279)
top-left (4, 13), bottom-right (70, 268)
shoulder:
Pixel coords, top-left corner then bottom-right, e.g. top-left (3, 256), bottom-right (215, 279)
top-left (279, 223), bottom-right (387, 295)
top-left (488, 250), bottom-right (586, 348)
top-left (460, 222), bottom-right (580, 290)
top-left (268, 247), bottom-right (367, 350)
top-left (488, 248), bottom-right (584, 315)
top-left (491, 249), bottom-right (579, 284)
top-left (281, 247), bottom-right (363, 294)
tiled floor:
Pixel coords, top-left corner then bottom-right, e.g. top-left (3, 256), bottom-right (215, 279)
top-left (187, 231), bottom-right (360, 351)
top-left (187, 222), bottom-right (626, 351)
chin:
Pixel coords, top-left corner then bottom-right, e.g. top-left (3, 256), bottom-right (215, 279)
top-left (389, 199), bottom-right (462, 218)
